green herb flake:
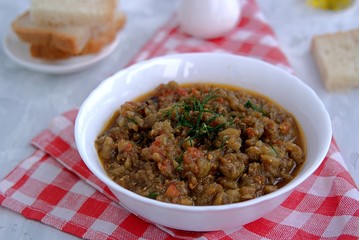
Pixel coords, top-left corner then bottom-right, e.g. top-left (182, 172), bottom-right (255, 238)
top-left (148, 192), bottom-right (159, 199)
top-left (270, 144), bottom-right (279, 157)
top-left (165, 90), bottom-right (232, 146)
top-left (244, 100), bottom-right (266, 115)
top-left (175, 155), bottom-right (184, 171)
top-left (176, 166), bottom-right (184, 172)
top-left (126, 116), bottom-right (138, 124)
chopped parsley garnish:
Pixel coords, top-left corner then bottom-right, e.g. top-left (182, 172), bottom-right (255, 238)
top-left (244, 100), bottom-right (266, 115)
top-left (164, 90), bottom-right (233, 145)
top-left (148, 192), bottom-right (159, 199)
top-left (175, 155), bottom-right (184, 172)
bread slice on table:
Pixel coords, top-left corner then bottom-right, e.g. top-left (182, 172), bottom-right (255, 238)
top-left (12, 11), bottom-right (91, 54)
top-left (311, 29), bottom-right (359, 91)
top-left (30, 0), bottom-right (117, 26)
top-left (86, 12), bottom-right (126, 53)
top-left (30, 12), bottom-right (126, 60)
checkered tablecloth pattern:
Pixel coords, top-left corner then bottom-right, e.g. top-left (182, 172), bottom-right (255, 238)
top-left (1, 0), bottom-right (358, 239)
top-left (127, 1), bottom-right (291, 73)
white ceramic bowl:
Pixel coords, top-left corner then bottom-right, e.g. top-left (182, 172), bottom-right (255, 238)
top-left (75, 53), bottom-right (332, 231)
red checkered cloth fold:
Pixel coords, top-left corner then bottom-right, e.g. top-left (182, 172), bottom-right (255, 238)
top-left (1, 0), bottom-right (358, 239)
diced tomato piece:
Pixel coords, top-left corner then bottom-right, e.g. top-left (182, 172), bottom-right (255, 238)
top-left (124, 143), bottom-right (133, 152)
top-left (183, 147), bottom-right (203, 164)
top-left (246, 127), bottom-right (256, 138)
top-left (165, 183), bottom-right (180, 198)
top-left (177, 87), bottom-right (188, 96)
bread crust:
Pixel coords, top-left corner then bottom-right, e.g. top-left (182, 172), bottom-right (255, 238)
top-left (12, 11), bottom-right (91, 54)
top-left (30, 13), bottom-right (126, 60)
top-left (30, 0), bottom-right (117, 27)
top-left (11, 0), bottom-right (126, 60)
top-left (311, 29), bottom-right (359, 91)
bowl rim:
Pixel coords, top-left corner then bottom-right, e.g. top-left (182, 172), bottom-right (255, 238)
top-left (75, 52), bottom-right (332, 211)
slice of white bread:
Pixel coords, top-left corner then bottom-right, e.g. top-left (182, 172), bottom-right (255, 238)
top-left (30, 12), bottom-right (126, 60)
top-left (12, 11), bottom-right (91, 54)
top-left (30, 0), bottom-right (117, 26)
top-left (311, 29), bottom-right (359, 91)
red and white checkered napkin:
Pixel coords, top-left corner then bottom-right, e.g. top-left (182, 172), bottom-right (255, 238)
top-left (1, 0), bottom-right (358, 239)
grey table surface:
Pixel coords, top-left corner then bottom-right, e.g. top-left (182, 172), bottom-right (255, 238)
top-left (0, 0), bottom-right (358, 239)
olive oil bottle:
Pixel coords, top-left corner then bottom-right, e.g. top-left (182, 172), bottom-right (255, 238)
top-left (308, 0), bottom-right (353, 10)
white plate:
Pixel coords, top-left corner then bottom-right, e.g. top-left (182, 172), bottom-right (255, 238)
top-left (3, 30), bottom-right (119, 74)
